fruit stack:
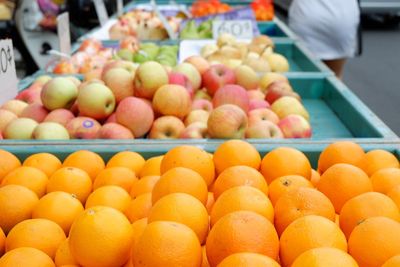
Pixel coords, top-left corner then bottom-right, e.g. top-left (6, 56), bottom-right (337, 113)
top-left (180, 19), bottom-right (214, 39)
top-left (0, 140), bottom-right (400, 266)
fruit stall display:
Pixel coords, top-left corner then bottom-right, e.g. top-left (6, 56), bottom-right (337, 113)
top-left (0, 140), bottom-right (400, 266)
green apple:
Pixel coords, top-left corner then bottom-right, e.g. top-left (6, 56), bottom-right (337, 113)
top-left (41, 77), bottom-right (78, 110)
top-left (4, 118), bottom-right (38, 139)
top-left (33, 122), bottom-right (70, 140)
top-left (77, 83), bottom-right (116, 120)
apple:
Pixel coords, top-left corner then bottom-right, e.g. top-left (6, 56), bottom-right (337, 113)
top-left (184, 56), bottom-right (210, 75)
top-left (77, 83), bottom-right (116, 120)
top-left (248, 108), bottom-right (280, 125)
top-left (149, 116), bottom-right (185, 139)
top-left (174, 63), bottom-right (202, 91)
top-left (119, 36), bottom-right (139, 51)
top-left (0, 109), bottom-right (17, 133)
top-left (103, 67), bottom-right (134, 103)
top-left (234, 65), bottom-right (259, 90)
top-left (84, 68), bottom-right (103, 81)
top-left (245, 120), bottom-right (284, 139)
top-left (259, 73), bottom-right (288, 93)
top-left (1, 100), bottom-right (28, 116)
top-left (41, 77), bottom-right (78, 110)
top-left (207, 104), bottom-right (248, 139)
top-left (278, 114), bottom-right (312, 138)
top-left (243, 57), bottom-right (271, 72)
top-left (16, 88), bottom-right (42, 104)
top-left (168, 72), bottom-right (194, 98)
top-left (105, 113), bottom-right (117, 124)
top-left (20, 103), bottom-right (49, 123)
top-left (267, 53), bottom-right (290, 72)
top-left (0, 132), bottom-right (2, 139)
top-left (4, 118), bottom-right (38, 139)
top-left (184, 110), bottom-right (209, 126)
top-left (202, 64), bottom-right (236, 96)
top-left (180, 122), bottom-right (208, 139)
top-left (194, 90), bottom-right (212, 101)
top-left (66, 117), bottom-right (101, 139)
top-left (33, 122), bottom-right (70, 140)
top-left (44, 109), bottom-right (75, 126)
top-left (153, 84), bottom-right (191, 119)
top-left (116, 97), bottom-right (154, 138)
top-left (248, 90), bottom-right (265, 101)
top-left (265, 81), bottom-right (300, 104)
top-left (134, 61), bottom-right (168, 99)
top-left (66, 76), bottom-right (82, 87)
top-left (34, 75), bottom-right (52, 85)
top-left (191, 99), bottom-right (213, 112)
top-left (271, 96), bottom-right (310, 120)
top-left (53, 60), bottom-right (77, 74)
top-left (212, 84), bottom-right (250, 113)
top-left (97, 123), bottom-right (134, 139)
top-left (101, 60), bottom-right (137, 79)
top-left (249, 99), bottom-right (270, 111)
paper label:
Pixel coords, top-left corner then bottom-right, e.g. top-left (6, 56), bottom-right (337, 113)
top-left (117, 0), bottom-right (123, 17)
top-left (93, 0), bottom-right (109, 27)
top-left (0, 39), bottom-right (18, 104)
top-left (213, 20), bottom-right (254, 39)
top-left (57, 12), bottom-right (71, 55)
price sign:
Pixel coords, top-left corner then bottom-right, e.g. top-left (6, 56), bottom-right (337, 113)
top-left (57, 12), bottom-right (71, 55)
top-left (117, 0), bottom-right (123, 17)
top-left (93, 0), bottom-right (109, 27)
top-left (0, 39), bottom-right (18, 105)
top-left (213, 20), bottom-right (254, 39)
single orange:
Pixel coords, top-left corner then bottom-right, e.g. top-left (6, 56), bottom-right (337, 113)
top-left (370, 168), bottom-right (400, 194)
top-left (348, 217), bottom-right (400, 267)
top-left (69, 206), bottom-right (133, 267)
top-left (124, 193), bottom-right (152, 223)
top-left (160, 145), bottom-right (215, 187)
top-left (63, 150), bottom-right (105, 181)
top-left (0, 185), bottom-right (39, 233)
top-left (363, 149), bottom-right (399, 176)
top-left (1, 166), bottom-right (48, 197)
top-left (55, 239), bottom-right (79, 266)
top-left (383, 255), bottom-right (400, 267)
top-left (317, 163), bottom-right (372, 213)
top-left (152, 167), bottom-right (208, 205)
top-left (310, 169), bottom-right (321, 186)
top-left (279, 215), bottom-right (347, 267)
top-left (291, 247), bottom-right (358, 267)
top-left (0, 149), bottom-right (21, 182)
top-left (339, 192), bottom-right (400, 239)
top-left (85, 185), bottom-right (131, 213)
top-left (47, 167), bottom-right (92, 204)
top-left (206, 211), bottom-right (279, 267)
top-left (23, 153), bottom-right (62, 177)
top-left (106, 151), bottom-right (145, 175)
top-left (133, 221), bottom-right (202, 267)
top-left (0, 247), bottom-right (55, 267)
top-left (261, 147), bottom-right (312, 184)
top-left (131, 218), bottom-right (148, 253)
top-left (129, 175), bottom-right (160, 198)
top-left (387, 185), bottom-right (400, 210)
top-left (139, 156), bottom-right (163, 177)
top-left (212, 165), bottom-right (268, 200)
top-left (268, 175), bottom-right (313, 206)
top-left (206, 192), bottom-right (215, 214)
top-left (93, 167), bottom-right (137, 193)
top-left (218, 252), bottom-right (280, 267)
top-left (274, 187), bottom-right (336, 236)
top-left (32, 191), bottom-right (84, 235)
top-left (213, 140), bottom-right (261, 174)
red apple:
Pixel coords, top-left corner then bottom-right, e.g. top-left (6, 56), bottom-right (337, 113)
top-left (184, 56), bottom-right (210, 75)
top-left (105, 113), bottom-right (117, 124)
top-left (168, 72), bottom-right (194, 98)
top-left (66, 117), bottom-right (101, 139)
top-left (174, 63), bottom-right (202, 91)
top-left (247, 90), bottom-right (265, 101)
top-left (97, 123), bottom-right (134, 139)
top-left (44, 109), bottom-right (75, 127)
top-left (153, 84), bottom-right (191, 119)
top-left (191, 99), bottom-right (213, 112)
top-left (184, 110), bottom-right (209, 126)
top-left (278, 114), bottom-right (312, 138)
top-left (207, 104), bottom-right (248, 139)
top-left (53, 60), bottom-right (77, 74)
top-left (16, 88), bottom-right (42, 104)
top-left (194, 90), bottom-right (212, 101)
top-left (248, 108), bottom-right (280, 125)
top-left (20, 103), bottom-right (49, 123)
top-left (265, 81), bottom-right (300, 104)
top-left (259, 72), bottom-right (289, 93)
top-left (202, 64), bottom-right (236, 96)
top-left (180, 122), bottom-right (208, 139)
top-left (249, 99), bottom-right (270, 111)
top-left (245, 120), bottom-right (283, 139)
top-left (212, 84), bottom-right (250, 113)
top-left (149, 116), bottom-right (185, 139)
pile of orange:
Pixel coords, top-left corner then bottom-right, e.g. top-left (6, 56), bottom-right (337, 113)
top-left (0, 140), bottom-right (400, 266)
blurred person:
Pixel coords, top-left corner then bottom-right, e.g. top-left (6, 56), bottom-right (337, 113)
top-left (289, 0), bottom-right (361, 79)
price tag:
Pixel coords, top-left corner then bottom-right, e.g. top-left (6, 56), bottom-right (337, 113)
top-left (117, 0), bottom-right (123, 17)
top-left (0, 39), bottom-right (18, 105)
top-left (57, 12), bottom-right (71, 55)
top-left (93, 0), bottom-right (109, 27)
top-left (212, 20), bottom-right (254, 39)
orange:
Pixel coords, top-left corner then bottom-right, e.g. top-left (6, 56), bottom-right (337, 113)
top-left (5, 218), bottom-right (66, 259)
top-left (106, 151), bottom-right (145, 175)
top-left (0, 227), bottom-right (4, 256)
top-left (348, 217), bottom-right (400, 267)
top-left (133, 221), bottom-right (202, 267)
top-left (210, 186), bottom-right (274, 226)
top-left (201, 246), bottom-right (210, 267)
top-left (317, 163), bottom-right (372, 213)
top-left (160, 145), bottom-right (215, 187)
top-left (152, 167), bottom-right (208, 205)
top-left (274, 187), bottom-right (335, 236)
top-left (213, 140), bottom-right (261, 174)
top-left (1, 166), bottom-right (48, 197)
top-left (218, 252), bottom-right (280, 267)
top-left (0, 149), bottom-right (21, 182)
top-left (69, 206), bottom-right (133, 267)
top-left (129, 175), bottom-right (160, 198)
top-left (206, 192), bottom-right (215, 214)
top-left (47, 167), bottom-right (92, 204)
top-left (339, 192), bottom-right (400, 239)
top-left (268, 175), bottom-right (313, 206)
top-left (279, 215), bottom-right (347, 267)
top-left (212, 165), bottom-right (268, 200)
top-left (206, 211), bottom-right (279, 267)
top-left (85, 185), bottom-right (131, 213)
top-left (291, 247), bottom-right (358, 267)
top-left (310, 169), bottom-right (321, 186)
top-left (55, 239), bottom-right (79, 266)
top-left (124, 193), bottom-right (152, 223)
top-left (0, 185), bottom-right (39, 233)
top-left (63, 150), bottom-right (105, 181)
top-left (387, 185), bottom-right (400, 210)
top-left (93, 167), bottom-right (137, 193)
top-left (261, 147), bottom-right (312, 184)
top-left (0, 247), bottom-right (55, 267)
top-left (370, 168), bottom-right (400, 194)
top-left (23, 153), bottom-right (62, 177)
top-left (317, 141), bottom-right (365, 174)
top-left (139, 156), bottom-right (163, 177)
top-left (131, 218), bottom-right (148, 252)
top-left (363, 149), bottom-right (399, 176)
top-left (383, 255), bottom-right (400, 267)
top-left (148, 193), bottom-right (209, 244)
top-left (32, 191), bottom-right (84, 235)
